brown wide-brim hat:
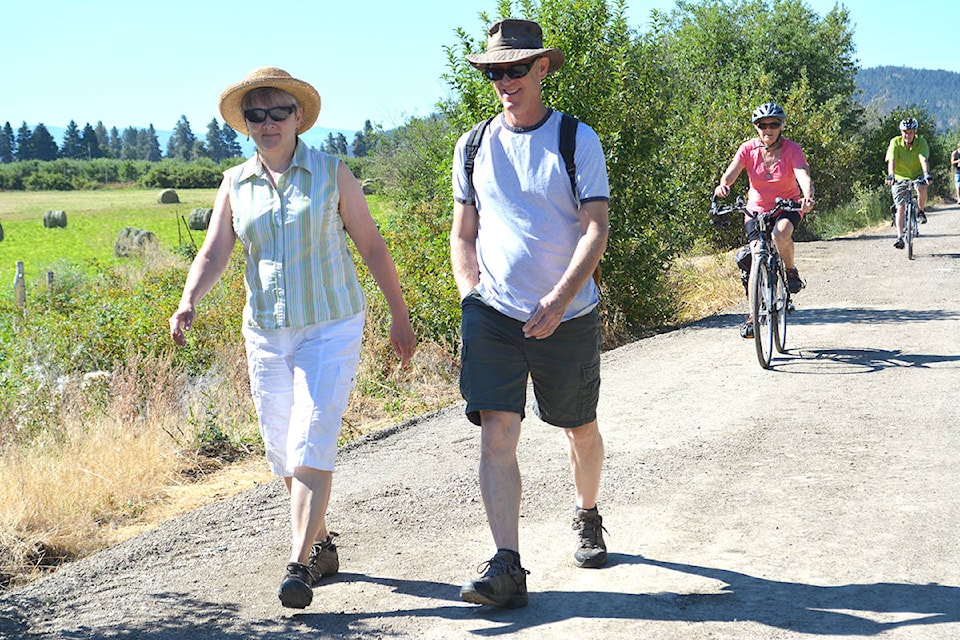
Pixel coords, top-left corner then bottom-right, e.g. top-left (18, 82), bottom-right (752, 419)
top-left (466, 19), bottom-right (565, 74)
top-left (218, 67), bottom-right (321, 136)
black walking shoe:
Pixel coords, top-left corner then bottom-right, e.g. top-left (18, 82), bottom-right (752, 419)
top-left (918, 210), bottom-right (927, 223)
top-left (278, 562), bottom-right (316, 609)
top-left (277, 534), bottom-right (339, 609)
top-left (460, 550), bottom-right (530, 608)
top-left (309, 534), bottom-right (339, 580)
top-left (785, 267), bottom-right (804, 294)
top-left (572, 508), bottom-right (608, 568)
top-left (894, 237), bottom-right (905, 250)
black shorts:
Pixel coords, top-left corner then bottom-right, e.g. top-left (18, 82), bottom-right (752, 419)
top-left (745, 210), bottom-right (801, 243)
top-left (459, 292), bottom-right (601, 428)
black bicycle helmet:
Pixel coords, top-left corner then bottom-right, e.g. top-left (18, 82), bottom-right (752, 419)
top-left (751, 102), bottom-right (786, 123)
top-left (899, 117), bottom-right (919, 131)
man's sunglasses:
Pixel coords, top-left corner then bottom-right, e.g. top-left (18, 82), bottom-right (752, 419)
top-left (482, 58), bottom-right (539, 82)
top-left (243, 106), bottom-right (296, 123)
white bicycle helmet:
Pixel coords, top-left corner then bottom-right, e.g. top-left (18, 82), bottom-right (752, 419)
top-left (751, 102), bottom-right (786, 123)
top-left (899, 117), bottom-right (919, 131)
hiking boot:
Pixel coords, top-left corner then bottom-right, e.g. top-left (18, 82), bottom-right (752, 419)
top-left (460, 550), bottom-right (529, 608)
top-left (739, 317), bottom-right (754, 339)
top-left (785, 267), bottom-right (804, 294)
top-left (309, 534), bottom-right (339, 580)
top-left (572, 507), bottom-right (608, 568)
top-left (277, 534), bottom-right (339, 609)
top-left (278, 562), bottom-right (315, 609)
top-left (894, 237), bottom-right (905, 250)
top-left (918, 209), bottom-right (927, 223)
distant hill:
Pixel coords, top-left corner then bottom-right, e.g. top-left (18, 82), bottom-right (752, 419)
top-left (857, 66), bottom-right (960, 132)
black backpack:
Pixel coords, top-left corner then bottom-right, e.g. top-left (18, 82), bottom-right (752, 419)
top-left (463, 113), bottom-right (579, 205)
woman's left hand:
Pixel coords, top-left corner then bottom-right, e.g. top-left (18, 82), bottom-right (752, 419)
top-left (801, 197), bottom-right (815, 215)
top-left (390, 318), bottom-right (418, 368)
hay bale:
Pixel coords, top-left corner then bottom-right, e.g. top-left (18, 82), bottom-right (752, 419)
top-left (114, 227), bottom-right (158, 258)
top-left (188, 207), bottom-right (214, 230)
top-left (43, 210), bottom-right (67, 228)
top-left (157, 188), bottom-right (179, 204)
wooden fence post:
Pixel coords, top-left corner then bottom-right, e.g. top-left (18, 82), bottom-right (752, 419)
top-left (14, 261), bottom-right (26, 309)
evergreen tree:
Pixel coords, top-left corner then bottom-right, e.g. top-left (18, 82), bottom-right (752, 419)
top-left (81, 123), bottom-right (103, 159)
top-left (352, 119), bottom-right (377, 157)
top-left (121, 126), bottom-right (140, 160)
top-left (334, 132), bottom-right (348, 155)
top-left (0, 122), bottom-right (14, 163)
top-left (323, 132), bottom-right (336, 154)
top-left (16, 122), bottom-right (34, 160)
top-left (33, 124), bottom-right (58, 161)
top-left (108, 127), bottom-right (122, 158)
top-left (60, 120), bottom-right (85, 159)
top-left (221, 123), bottom-right (243, 158)
top-left (141, 125), bottom-right (162, 161)
top-left (205, 118), bottom-right (226, 162)
top-left (167, 115), bottom-right (196, 161)
top-left (94, 121), bottom-right (110, 155)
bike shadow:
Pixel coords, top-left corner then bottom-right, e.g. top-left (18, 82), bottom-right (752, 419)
top-left (789, 306), bottom-right (960, 326)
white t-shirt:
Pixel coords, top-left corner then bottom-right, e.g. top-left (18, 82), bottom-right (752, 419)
top-left (452, 110), bottom-right (610, 322)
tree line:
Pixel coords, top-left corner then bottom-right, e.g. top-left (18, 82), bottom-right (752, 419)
top-left (0, 116), bottom-right (245, 164)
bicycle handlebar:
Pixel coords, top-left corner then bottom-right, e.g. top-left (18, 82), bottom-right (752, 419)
top-left (709, 195), bottom-right (801, 228)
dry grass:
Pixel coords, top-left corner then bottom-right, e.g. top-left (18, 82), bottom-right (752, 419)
top-left (668, 249), bottom-right (745, 325)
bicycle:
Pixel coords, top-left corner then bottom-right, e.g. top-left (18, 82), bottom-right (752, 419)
top-left (710, 195), bottom-right (802, 369)
top-left (893, 178), bottom-right (925, 260)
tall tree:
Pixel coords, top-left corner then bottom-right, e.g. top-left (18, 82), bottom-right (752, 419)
top-left (33, 124), bottom-right (58, 161)
top-left (81, 123), bottom-right (103, 159)
top-left (205, 118), bottom-right (226, 162)
top-left (323, 132), bottom-right (337, 155)
top-left (334, 132), bottom-right (349, 155)
top-left (94, 121), bottom-right (110, 155)
top-left (141, 125), bottom-right (162, 161)
top-left (60, 120), bottom-right (85, 159)
top-left (0, 122), bottom-right (14, 163)
top-left (221, 123), bottom-right (243, 159)
top-left (16, 122), bottom-right (34, 161)
top-left (120, 126), bottom-right (140, 160)
top-left (167, 115), bottom-right (196, 161)
top-left (108, 126), bottom-right (122, 158)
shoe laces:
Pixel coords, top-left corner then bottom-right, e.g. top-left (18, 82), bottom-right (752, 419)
top-left (573, 513), bottom-right (608, 549)
top-left (476, 554), bottom-right (529, 578)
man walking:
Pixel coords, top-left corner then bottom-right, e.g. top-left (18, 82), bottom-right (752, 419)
top-left (450, 18), bottom-right (611, 609)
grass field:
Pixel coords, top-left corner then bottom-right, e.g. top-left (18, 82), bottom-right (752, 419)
top-left (0, 189), bottom-right (394, 284)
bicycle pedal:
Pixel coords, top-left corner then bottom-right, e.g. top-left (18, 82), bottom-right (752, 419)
top-left (787, 303), bottom-right (796, 314)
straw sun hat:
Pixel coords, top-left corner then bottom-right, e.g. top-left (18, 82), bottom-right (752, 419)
top-left (218, 67), bottom-right (321, 136)
top-left (466, 19), bottom-right (565, 74)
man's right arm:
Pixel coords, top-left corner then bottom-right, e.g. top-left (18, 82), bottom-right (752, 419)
top-left (450, 200), bottom-right (481, 299)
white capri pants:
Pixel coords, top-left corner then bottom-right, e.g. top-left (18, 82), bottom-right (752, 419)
top-left (242, 313), bottom-right (364, 476)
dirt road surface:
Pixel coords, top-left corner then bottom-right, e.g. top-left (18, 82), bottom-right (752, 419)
top-left (2, 206), bottom-right (959, 639)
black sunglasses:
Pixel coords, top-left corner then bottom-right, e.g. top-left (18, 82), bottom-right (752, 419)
top-left (243, 105), bottom-right (296, 123)
top-left (482, 58), bottom-right (539, 82)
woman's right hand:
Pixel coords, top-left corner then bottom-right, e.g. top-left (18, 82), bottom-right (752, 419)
top-left (169, 305), bottom-right (196, 347)
top-left (714, 184), bottom-right (731, 198)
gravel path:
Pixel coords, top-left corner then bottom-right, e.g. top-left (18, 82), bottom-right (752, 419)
top-left (2, 205), bottom-right (959, 639)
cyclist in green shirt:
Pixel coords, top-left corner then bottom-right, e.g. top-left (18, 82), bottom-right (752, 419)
top-left (885, 117), bottom-right (932, 250)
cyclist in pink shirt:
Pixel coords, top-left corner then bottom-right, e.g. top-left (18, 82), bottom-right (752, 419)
top-left (714, 102), bottom-right (815, 338)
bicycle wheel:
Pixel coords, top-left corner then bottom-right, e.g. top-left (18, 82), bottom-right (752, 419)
top-left (752, 259), bottom-right (774, 369)
top-left (773, 259), bottom-right (788, 353)
top-left (906, 202), bottom-right (915, 260)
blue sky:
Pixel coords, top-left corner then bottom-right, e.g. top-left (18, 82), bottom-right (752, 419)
top-left (3, 0), bottom-right (958, 135)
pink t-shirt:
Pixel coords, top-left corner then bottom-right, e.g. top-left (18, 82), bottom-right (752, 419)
top-left (734, 137), bottom-right (808, 216)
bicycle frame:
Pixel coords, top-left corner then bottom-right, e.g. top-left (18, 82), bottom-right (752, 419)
top-left (894, 179), bottom-right (923, 260)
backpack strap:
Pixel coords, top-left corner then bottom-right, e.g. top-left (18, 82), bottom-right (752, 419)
top-left (463, 117), bottom-right (494, 205)
top-left (559, 113), bottom-right (579, 201)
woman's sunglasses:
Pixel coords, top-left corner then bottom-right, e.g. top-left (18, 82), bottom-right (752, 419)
top-left (243, 106), bottom-right (296, 123)
top-left (482, 59), bottom-right (539, 82)
top-left (755, 120), bottom-right (782, 130)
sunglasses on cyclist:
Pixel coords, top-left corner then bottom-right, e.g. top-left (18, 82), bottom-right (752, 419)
top-left (481, 58), bottom-right (539, 82)
top-left (755, 120), bottom-right (782, 130)
top-left (243, 106), bottom-right (296, 124)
